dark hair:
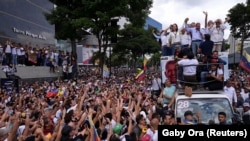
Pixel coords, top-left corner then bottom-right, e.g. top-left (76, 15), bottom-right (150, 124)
top-left (64, 110), bottom-right (74, 124)
top-left (218, 112), bottom-right (226, 117)
top-left (212, 50), bottom-right (218, 54)
top-left (204, 34), bottom-right (210, 40)
top-left (187, 51), bottom-right (194, 59)
top-left (135, 114), bottom-right (144, 124)
top-left (109, 134), bottom-right (120, 141)
top-left (172, 23), bottom-right (178, 32)
top-left (61, 125), bottom-right (72, 141)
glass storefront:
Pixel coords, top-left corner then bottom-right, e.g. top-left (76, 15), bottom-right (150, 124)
top-left (0, 0), bottom-right (55, 47)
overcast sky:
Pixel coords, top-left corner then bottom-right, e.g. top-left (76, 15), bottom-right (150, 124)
top-left (149, 0), bottom-right (246, 39)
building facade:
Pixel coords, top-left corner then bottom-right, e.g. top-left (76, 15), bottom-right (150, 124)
top-left (228, 34), bottom-right (250, 64)
top-left (0, 0), bottom-right (55, 47)
top-left (144, 16), bottom-right (162, 31)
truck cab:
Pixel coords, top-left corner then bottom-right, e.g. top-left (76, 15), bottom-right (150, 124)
top-left (175, 91), bottom-right (236, 124)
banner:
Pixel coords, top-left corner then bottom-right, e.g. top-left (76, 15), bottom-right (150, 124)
top-left (1, 78), bottom-right (19, 93)
top-left (219, 52), bottom-right (229, 81)
top-left (77, 45), bottom-right (98, 65)
top-left (160, 56), bottom-right (176, 84)
top-left (103, 65), bottom-right (110, 78)
top-left (28, 52), bottom-right (37, 64)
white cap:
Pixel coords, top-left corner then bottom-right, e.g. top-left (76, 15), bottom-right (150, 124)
top-left (243, 103), bottom-right (250, 107)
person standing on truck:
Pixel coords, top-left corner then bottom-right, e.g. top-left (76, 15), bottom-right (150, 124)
top-left (177, 51), bottom-right (199, 89)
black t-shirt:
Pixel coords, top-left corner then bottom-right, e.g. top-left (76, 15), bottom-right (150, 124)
top-left (199, 41), bottom-right (214, 56)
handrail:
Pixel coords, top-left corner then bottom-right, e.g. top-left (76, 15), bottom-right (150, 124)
top-left (175, 62), bottom-right (225, 90)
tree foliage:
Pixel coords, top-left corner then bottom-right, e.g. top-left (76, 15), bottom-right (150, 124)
top-left (227, 0), bottom-right (250, 57)
top-left (227, 1), bottom-right (250, 39)
top-left (113, 24), bottom-right (160, 68)
top-left (45, 0), bottom-right (153, 62)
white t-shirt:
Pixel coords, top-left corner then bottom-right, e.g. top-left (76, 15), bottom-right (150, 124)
top-left (223, 86), bottom-right (237, 105)
top-left (146, 129), bottom-right (158, 141)
top-left (209, 68), bottom-right (223, 77)
top-left (151, 78), bottom-right (161, 91)
top-left (240, 90), bottom-right (249, 101)
top-left (5, 45), bottom-right (11, 53)
top-left (66, 104), bottom-right (77, 113)
top-left (104, 119), bottom-right (116, 131)
top-left (178, 59), bottom-right (199, 75)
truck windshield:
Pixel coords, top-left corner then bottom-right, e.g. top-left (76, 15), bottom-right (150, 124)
top-left (176, 98), bottom-right (233, 124)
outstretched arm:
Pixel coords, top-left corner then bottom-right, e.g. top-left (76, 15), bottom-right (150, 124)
top-left (184, 18), bottom-right (191, 32)
top-left (203, 11), bottom-right (208, 28)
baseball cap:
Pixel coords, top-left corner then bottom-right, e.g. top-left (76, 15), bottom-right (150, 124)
top-left (243, 102), bottom-right (250, 107)
top-left (113, 123), bottom-right (122, 134)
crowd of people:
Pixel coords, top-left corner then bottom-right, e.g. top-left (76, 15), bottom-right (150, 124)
top-left (0, 40), bottom-right (69, 67)
top-left (152, 11), bottom-right (228, 57)
top-left (0, 39), bottom-right (77, 79)
top-left (0, 12), bottom-right (250, 141)
top-left (0, 65), bottom-right (249, 141)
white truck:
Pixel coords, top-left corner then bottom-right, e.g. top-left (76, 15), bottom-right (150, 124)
top-left (174, 91), bottom-right (240, 124)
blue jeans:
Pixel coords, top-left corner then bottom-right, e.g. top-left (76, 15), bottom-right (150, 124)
top-left (191, 41), bottom-right (202, 56)
top-left (162, 45), bottom-right (172, 56)
top-left (200, 71), bottom-right (208, 86)
top-left (12, 54), bottom-right (17, 66)
top-left (171, 44), bottom-right (181, 56)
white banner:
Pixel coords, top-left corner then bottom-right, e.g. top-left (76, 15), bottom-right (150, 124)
top-left (77, 45), bottom-right (98, 65)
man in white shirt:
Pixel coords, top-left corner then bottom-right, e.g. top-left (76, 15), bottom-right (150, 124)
top-left (240, 87), bottom-right (249, 101)
top-left (5, 40), bottom-right (12, 65)
top-left (66, 98), bottom-right (77, 113)
top-left (151, 74), bottom-right (162, 97)
top-left (11, 43), bottom-right (17, 67)
top-left (207, 18), bottom-right (228, 52)
top-left (177, 52), bottom-right (199, 89)
top-left (223, 80), bottom-right (237, 108)
top-left (146, 117), bottom-right (159, 141)
top-left (152, 29), bottom-right (171, 56)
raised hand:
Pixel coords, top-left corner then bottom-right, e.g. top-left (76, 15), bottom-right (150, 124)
top-left (203, 11), bottom-right (208, 15)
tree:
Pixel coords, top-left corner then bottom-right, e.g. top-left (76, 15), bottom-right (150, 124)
top-left (227, 0), bottom-right (250, 57)
top-left (45, 0), bottom-right (153, 73)
top-left (113, 24), bottom-right (160, 69)
top-left (148, 52), bottom-right (161, 69)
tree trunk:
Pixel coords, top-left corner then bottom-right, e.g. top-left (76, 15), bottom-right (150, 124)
top-left (240, 36), bottom-right (244, 59)
top-left (71, 40), bottom-right (78, 79)
top-left (71, 40), bottom-right (77, 59)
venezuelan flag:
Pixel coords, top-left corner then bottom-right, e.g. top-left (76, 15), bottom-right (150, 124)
top-left (83, 58), bottom-right (91, 64)
top-left (135, 69), bottom-right (145, 81)
top-left (240, 51), bottom-right (250, 73)
top-left (88, 119), bottom-right (101, 141)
